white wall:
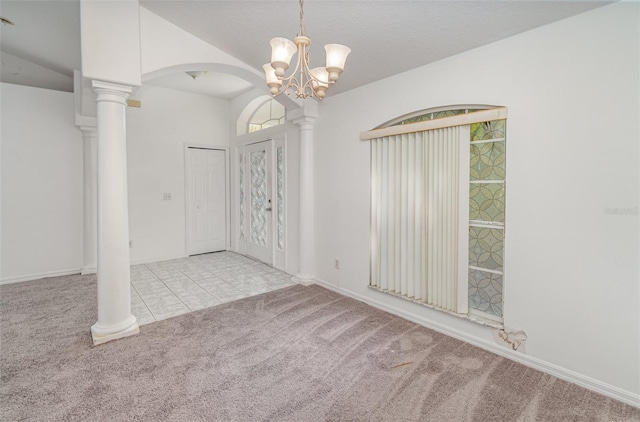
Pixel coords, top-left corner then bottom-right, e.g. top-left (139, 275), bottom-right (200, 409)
top-left (313, 2), bottom-right (639, 401)
top-left (1, 83), bottom-right (83, 282)
top-left (126, 83), bottom-right (230, 264)
top-left (81, 0), bottom-right (141, 87)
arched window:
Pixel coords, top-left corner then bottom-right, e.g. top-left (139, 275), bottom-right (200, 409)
top-left (248, 98), bottom-right (285, 133)
top-left (363, 105), bottom-right (507, 325)
top-left (379, 104), bottom-right (495, 127)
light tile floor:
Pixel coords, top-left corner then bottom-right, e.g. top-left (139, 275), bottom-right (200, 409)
top-left (130, 251), bottom-right (295, 325)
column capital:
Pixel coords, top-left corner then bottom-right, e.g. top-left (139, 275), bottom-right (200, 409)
top-left (292, 116), bottom-right (316, 129)
top-left (288, 99), bottom-right (318, 127)
top-left (92, 80), bottom-right (133, 105)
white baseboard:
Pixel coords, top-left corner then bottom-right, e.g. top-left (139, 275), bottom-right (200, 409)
top-left (0, 268), bottom-right (82, 285)
top-left (81, 266), bottom-right (97, 275)
top-left (312, 277), bottom-right (640, 408)
top-left (2, 253), bottom-right (189, 284)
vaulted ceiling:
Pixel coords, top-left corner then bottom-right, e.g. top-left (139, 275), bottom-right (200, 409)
top-left (0, 0), bottom-right (615, 97)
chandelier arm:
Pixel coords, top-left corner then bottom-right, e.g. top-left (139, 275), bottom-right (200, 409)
top-left (276, 41), bottom-right (305, 85)
top-left (276, 42), bottom-right (331, 92)
top-left (272, 75), bottom-right (302, 98)
top-left (285, 75), bottom-right (301, 94)
top-left (301, 78), bottom-right (316, 95)
top-left (273, 74), bottom-right (321, 100)
top-left (300, 61), bottom-right (318, 97)
top-left (299, 52), bottom-right (309, 93)
top-left (298, 46), bottom-right (334, 86)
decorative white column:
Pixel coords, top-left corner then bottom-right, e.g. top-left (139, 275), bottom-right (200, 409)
top-left (293, 115), bottom-right (316, 284)
top-left (80, 126), bottom-right (98, 274)
top-left (90, 80), bottom-right (139, 345)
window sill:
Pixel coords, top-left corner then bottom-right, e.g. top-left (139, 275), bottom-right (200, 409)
top-left (368, 285), bottom-right (504, 329)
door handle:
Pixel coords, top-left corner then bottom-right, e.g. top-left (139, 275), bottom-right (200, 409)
top-left (266, 198), bottom-right (272, 212)
top-left (266, 207), bottom-right (272, 212)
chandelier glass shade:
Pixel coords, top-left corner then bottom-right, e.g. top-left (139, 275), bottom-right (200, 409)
top-left (264, 0), bottom-right (351, 100)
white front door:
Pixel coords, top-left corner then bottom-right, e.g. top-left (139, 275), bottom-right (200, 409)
top-left (187, 147), bottom-right (226, 255)
top-left (245, 141), bottom-right (273, 264)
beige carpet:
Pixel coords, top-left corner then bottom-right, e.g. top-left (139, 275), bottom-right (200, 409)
top-left (1, 273), bottom-right (639, 421)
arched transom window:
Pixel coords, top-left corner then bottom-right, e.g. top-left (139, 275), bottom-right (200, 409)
top-left (248, 99), bottom-right (285, 133)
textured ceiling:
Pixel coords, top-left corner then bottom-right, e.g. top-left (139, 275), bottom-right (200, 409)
top-left (0, 0), bottom-right (615, 97)
top-left (140, 0), bottom-right (614, 96)
top-left (0, 1), bottom-right (81, 76)
top-left (146, 71), bottom-right (254, 99)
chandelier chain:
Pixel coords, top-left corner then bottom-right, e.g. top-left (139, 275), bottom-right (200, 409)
top-left (299, 0), bottom-right (305, 36)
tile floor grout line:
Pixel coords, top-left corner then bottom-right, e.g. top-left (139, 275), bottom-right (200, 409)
top-left (186, 275), bottom-right (238, 304)
top-left (129, 252), bottom-right (296, 325)
top-left (155, 271), bottom-right (195, 314)
top-left (201, 272), bottom-right (253, 303)
top-left (155, 257), bottom-right (236, 313)
top-left (178, 270), bottom-right (224, 311)
top-left (139, 264), bottom-right (192, 318)
top-left (130, 275), bottom-right (156, 323)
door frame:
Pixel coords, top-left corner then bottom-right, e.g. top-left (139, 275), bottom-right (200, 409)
top-left (236, 135), bottom-right (287, 270)
top-left (184, 143), bottom-right (231, 256)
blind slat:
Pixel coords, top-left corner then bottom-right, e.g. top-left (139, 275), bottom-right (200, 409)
top-left (370, 126), bottom-right (461, 312)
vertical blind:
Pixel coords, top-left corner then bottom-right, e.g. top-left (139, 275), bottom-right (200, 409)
top-left (370, 127), bottom-right (465, 313)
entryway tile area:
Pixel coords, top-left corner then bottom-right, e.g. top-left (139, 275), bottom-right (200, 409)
top-left (130, 251), bottom-right (295, 326)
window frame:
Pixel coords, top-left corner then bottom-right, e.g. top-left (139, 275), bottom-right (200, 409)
top-left (247, 98), bottom-right (285, 134)
top-left (363, 105), bottom-right (507, 327)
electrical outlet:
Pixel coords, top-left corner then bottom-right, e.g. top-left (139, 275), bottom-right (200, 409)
top-left (334, 258), bottom-right (340, 270)
top-left (163, 193), bottom-right (172, 200)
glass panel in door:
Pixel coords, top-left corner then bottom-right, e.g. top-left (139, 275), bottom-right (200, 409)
top-left (245, 141), bottom-right (273, 264)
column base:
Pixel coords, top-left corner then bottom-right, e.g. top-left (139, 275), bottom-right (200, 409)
top-left (292, 274), bottom-right (315, 286)
top-left (91, 315), bottom-right (139, 346)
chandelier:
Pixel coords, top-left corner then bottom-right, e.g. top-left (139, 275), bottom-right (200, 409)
top-left (263, 0), bottom-right (351, 100)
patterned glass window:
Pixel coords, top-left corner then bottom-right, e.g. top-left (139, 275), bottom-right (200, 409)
top-left (250, 150), bottom-right (268, 246)
top-left (239, 153), bottom-right (245, 241)
top-left (369, 105), bottom-right (507, 325)
top-left (276, 147), bottom-right (285, 251)
top-left (468, 119), bottom-right (506, 319)
top-left (248, 99), bottom-right (285, 133)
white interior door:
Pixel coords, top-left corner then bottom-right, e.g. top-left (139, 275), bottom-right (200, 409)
top-left (187, 147), bottom-right (226, 255)
top-left (245, 141), bottom-right (273, 264)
